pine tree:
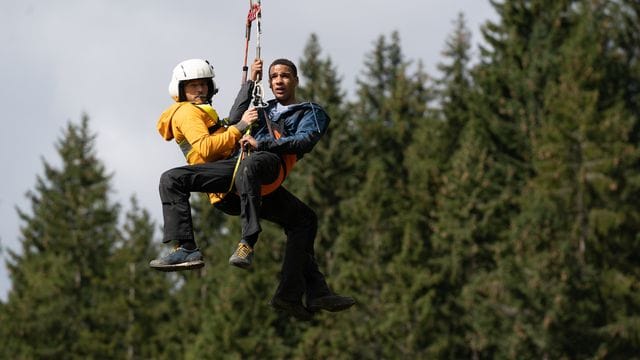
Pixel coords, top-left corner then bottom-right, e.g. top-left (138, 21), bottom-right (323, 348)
top-left (403, 13), bottom-right (481, 357)
top-left (1, 116), bottom-right (121, 358)
top-left (104, 197), bottom-right (178, 359)
top-left (288, 33), bottom-right (352, 275)
top-left (341, 30), bottom-right (430, 263)
top-left (188, 194), bottom-right (303, 359)
top-left (493, 1), bottom-right (640, 357)
top-left (297, 32), bottom-right (432, 358)
top-left (457, 0), bottom-right (640, 357)
top-left (446, 1), bottom-right (574, 357)
top-left (435, 13), bottom-right (474, 163)
top-left (425, 18), bottom-right (515, 354)
top-left (477, 0), bottom-right (571, 166)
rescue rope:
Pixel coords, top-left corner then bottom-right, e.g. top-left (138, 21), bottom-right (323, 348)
top-left (228, 0), bottom-right (265, 194)
top-left (248, 0), bottom-right (267, 110)
top-left (241, 1), bottom-right (262, 83)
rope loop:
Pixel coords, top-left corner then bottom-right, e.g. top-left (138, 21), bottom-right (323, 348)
top-left (251, 81), bottom-right (268, 109)
top-left (247, 3), bottom-right (261, 22)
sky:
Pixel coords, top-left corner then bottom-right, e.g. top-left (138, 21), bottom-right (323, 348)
top-left (0, 0), bottom-right (497, 300)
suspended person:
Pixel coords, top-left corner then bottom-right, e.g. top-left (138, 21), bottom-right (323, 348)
top-left (149, 58), bottom-right (259, 271)
top-left (153, 57), bottom-right (355, 320)
top-left (219, 58), bottom-right (356, 319)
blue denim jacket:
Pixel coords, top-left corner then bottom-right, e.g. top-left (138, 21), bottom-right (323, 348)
top-left (253, 99), bottom-right (330, 159)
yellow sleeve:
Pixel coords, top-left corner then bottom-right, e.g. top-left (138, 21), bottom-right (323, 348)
top-left (173, 104), bottom-right (242, 163)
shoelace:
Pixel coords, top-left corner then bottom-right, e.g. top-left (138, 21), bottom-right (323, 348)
top-left (235, 243), bottom-right (253, 258)
top-left (171, 245), bottom-right (194, 254)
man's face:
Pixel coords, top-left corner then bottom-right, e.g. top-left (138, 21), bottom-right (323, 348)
top-left (183, 78), bottom-right (209, 104)
top-left (269, 64), bottom-right (298, 105)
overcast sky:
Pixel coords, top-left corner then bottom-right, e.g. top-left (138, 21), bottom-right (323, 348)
top-left (0, 0), bottom-right (496, 300)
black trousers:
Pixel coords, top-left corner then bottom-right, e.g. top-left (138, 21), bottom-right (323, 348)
top-left (159, 158), bottom-right (237, 242)
top-left (234, 152), bottom-right (282, 242)
top-left (216, 187), bottom-right (331, 302)
top-left (159, 152), bottom-right (331, 302)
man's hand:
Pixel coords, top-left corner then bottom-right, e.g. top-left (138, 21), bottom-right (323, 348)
top-left (251, 59), bottom-right (263, 81)
top-left (240, 134), bottom-right (258, 150)
top-left (234, 108), bottom-right (258, 132)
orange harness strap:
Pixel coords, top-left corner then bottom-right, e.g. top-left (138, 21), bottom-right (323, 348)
top-left (259, 127), bottom-right (296, 195)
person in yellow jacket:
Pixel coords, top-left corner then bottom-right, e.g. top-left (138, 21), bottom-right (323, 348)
top-left (150, 58), bottom-right (259, 271)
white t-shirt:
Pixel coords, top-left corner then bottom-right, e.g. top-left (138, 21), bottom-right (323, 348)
top-left (269, 102), bottom-right (292, 122)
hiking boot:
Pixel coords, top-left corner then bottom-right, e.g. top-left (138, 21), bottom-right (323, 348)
top-left (270, 297), bottom-right (313, 321)
top-left (149, 246), bottom-right (204, 272)
top-left (307, 294), bottom-right (356, 313)
top-left (229, 242), bottom-right (254, 269)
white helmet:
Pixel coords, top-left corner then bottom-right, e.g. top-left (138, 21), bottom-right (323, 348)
top-left (168, 59), bottom-right (219, 102)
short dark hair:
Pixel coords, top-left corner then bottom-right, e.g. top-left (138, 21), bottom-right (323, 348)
top-left (269, 58), bottom-right (298, 78)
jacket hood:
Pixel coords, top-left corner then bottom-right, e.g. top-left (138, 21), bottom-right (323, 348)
top-left (157, 102), bottom-right (185, 141)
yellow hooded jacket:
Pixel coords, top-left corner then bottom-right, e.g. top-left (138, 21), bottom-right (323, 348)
top-left (157, 102), bottom-right (241, 203)
top-left (157, 102), bottom-right (241, 163)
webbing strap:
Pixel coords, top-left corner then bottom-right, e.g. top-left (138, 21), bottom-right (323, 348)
top-left (177, 124), bottom-right (223, 159)
top-left (178, 139), bottom-right (191, 158)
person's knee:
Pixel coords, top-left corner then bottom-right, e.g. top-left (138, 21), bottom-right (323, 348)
top-left (159, 168), bottom-right (181, 191)
top-left (240, 156), bottom-right (260, 176)
top-left (300, 205), bottom-right (318, 229)
top-left (235, 156), bottom-right (262, 189)
top-left (214, 202), bottom-right (240, 216)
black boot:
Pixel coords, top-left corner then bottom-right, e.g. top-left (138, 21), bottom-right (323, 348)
top-left (307, 294), bottom-right (356, 313)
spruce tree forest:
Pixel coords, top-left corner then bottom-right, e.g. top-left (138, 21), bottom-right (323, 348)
top-left (2, 1), bottom-right (640, 359)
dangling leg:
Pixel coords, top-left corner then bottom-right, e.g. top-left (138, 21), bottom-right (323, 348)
top-left (151, 159), bottom-right (236, 271)
top-left (260, 187), bottom-right (355, 319)
top-left (228, 151), bottom-right (280, 269)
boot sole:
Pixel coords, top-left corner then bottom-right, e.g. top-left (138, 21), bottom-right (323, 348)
top-left (229, 259), bottom-right (252, 269)
top-left (150, 260), bottom-right (205, 272)
top-left (270, 298), bottom-right (313, 321)
top-left (308, 298), bottom-right (356, 312)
